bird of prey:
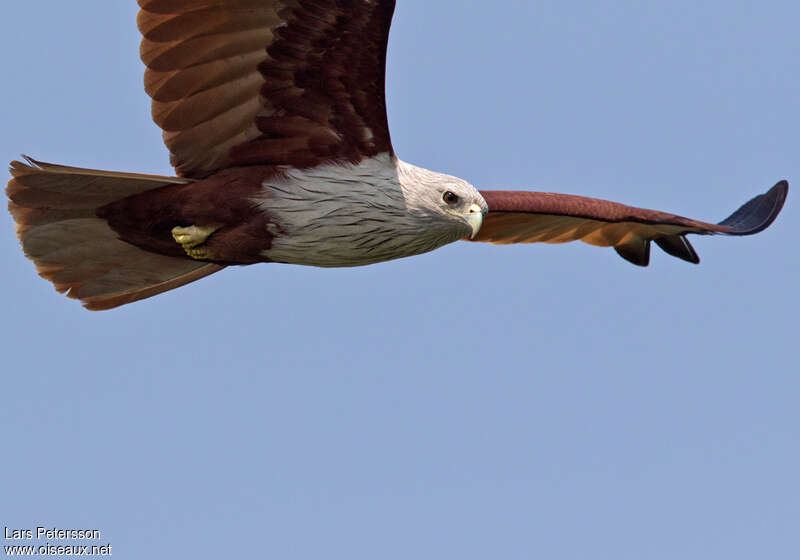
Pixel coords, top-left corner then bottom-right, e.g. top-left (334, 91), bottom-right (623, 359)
top-left (6, 1), bottom-right (788, 310)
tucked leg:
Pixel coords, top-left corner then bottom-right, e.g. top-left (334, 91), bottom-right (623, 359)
top-left (171, 225), bottom-right (218, 260)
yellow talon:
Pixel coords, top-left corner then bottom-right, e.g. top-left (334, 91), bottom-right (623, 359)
top-left (186, 246), bottom-right (214, 260)
top-left (171, 225), bottom-right (218, 260)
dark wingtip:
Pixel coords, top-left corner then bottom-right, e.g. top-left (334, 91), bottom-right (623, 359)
top-left (654, 235), bottom-right (700, 264)
top-left (718, 180), bottom-right (788, 235)
top-left (615, 239), bottom-right (651, 266)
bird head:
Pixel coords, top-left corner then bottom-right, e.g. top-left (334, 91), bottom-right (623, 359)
top-left (397, 160), bottom-right (487, 239)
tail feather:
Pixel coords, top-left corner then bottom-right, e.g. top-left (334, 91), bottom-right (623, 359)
top-left (7, 157), bottom-right (224, 310)
top-left (8, 201), bottom-right (88, 228)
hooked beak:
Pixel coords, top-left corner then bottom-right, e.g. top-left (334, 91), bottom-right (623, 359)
top-left (465, 203), bottom-right (485, 239)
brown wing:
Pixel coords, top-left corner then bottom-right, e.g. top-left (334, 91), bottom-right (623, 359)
top-left (138, 0), bottom-right (396, 178)
top-left (470, 182), bottom-right (788, 266)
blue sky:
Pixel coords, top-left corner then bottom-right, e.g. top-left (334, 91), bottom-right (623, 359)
top-left (1, 2), bottom-right (798, 559)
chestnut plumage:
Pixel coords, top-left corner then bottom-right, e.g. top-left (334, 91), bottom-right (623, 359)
top-left (5, 0), bottom-right (788, 310)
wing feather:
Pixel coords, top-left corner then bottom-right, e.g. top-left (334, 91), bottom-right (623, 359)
top-left (138, 0), bottom-right (396, 178)
top-left (472, 182), bottom-right (788, 265)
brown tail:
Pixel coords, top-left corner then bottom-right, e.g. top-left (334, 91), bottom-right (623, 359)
top-left (6, 157), bottom-right (224, 310)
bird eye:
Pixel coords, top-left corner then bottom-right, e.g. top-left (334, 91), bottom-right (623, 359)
top-left (442, 191), bottom-right (459, 205)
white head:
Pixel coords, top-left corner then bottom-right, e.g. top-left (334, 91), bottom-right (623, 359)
top-left (396, 159), bottom-right (487, 241)
top-left (258, 154), bottom-right (488, 267)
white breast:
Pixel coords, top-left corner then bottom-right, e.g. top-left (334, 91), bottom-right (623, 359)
top-left (253, 154), bottom-right (465, 267)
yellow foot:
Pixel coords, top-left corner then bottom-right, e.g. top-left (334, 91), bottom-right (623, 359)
top-left (171, 225), bottom-right (218, 260)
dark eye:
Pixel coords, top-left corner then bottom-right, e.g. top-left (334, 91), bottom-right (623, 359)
top-left (442, 191), bottom-right (459, 205)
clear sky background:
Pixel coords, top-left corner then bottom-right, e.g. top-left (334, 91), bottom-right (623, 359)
top-left (1, 2), bottom-right (798, 559)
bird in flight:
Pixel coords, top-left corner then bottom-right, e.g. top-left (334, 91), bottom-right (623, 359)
top-left (6, 1), bottom-right (787, 310)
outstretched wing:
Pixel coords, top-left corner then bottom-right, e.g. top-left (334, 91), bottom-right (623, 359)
top-left (470, 182), bottom-right (788, 266)
top-left (138, 0), bottom-right (396, 178)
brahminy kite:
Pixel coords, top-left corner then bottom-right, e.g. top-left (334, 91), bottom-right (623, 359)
top-left (6, 0), bottom-right (788, 310)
